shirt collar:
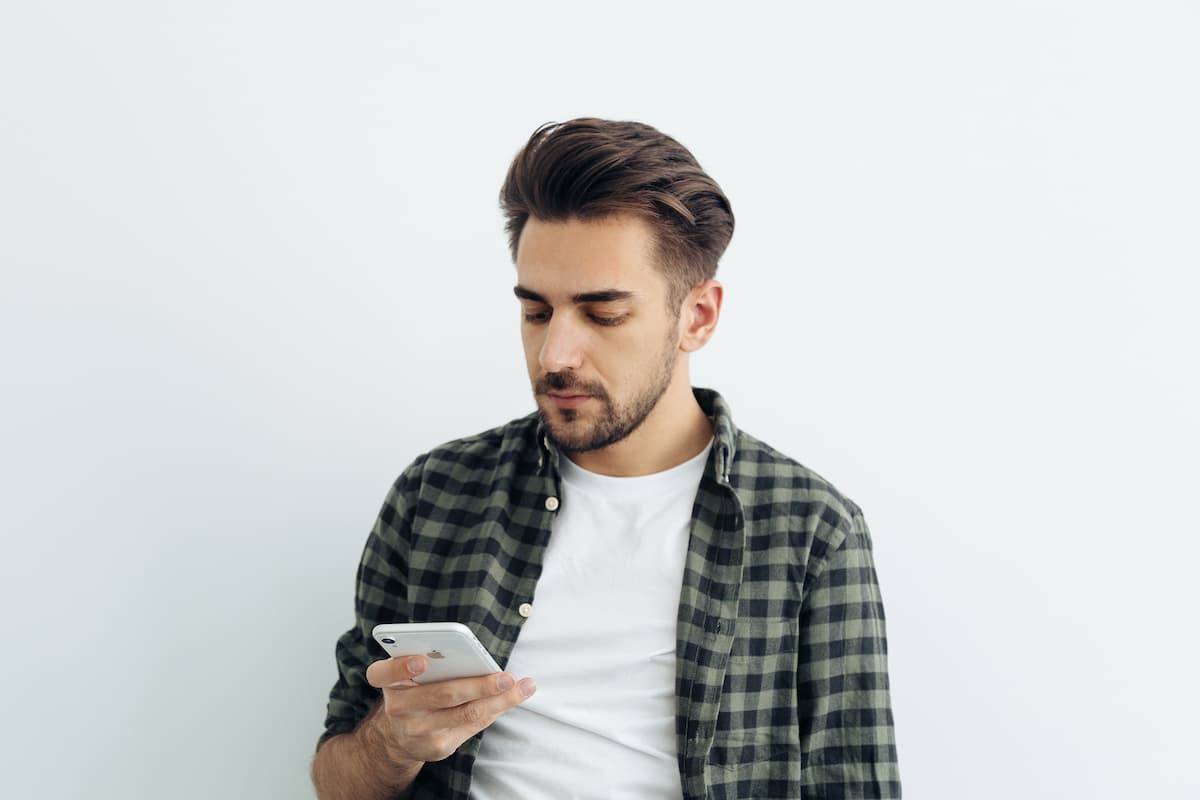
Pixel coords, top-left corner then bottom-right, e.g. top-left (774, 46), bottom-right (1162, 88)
top-left (694, 386), bottom-right (739, 485)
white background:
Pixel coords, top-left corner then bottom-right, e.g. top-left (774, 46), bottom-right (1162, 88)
top-left (2, 2), bottom-right (1197, 798)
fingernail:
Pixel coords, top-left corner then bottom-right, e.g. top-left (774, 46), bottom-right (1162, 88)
top-left (497, 674), bottom-right (515, 691)
top-left (406, 656), bottom-right (425, 674)
top-left (518, 678), bottom-right (537, 698)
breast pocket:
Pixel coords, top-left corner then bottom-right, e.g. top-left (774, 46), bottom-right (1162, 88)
top-left (712, 616), bottom-right (800, 752)
top-left (706, 737), bottom-right (800, 799)
top-left (708, 736), bottom-right (794, 768)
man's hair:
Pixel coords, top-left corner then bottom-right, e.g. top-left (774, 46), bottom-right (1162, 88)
top-left (499, 117), bottom-right (735, 312)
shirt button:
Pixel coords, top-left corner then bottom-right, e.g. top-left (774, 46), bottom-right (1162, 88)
top-left (518, 603), bottom-right (533, 618)
top-left (544, 496), bottom-right (559, 511)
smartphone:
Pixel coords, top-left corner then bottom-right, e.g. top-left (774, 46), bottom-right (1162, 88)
top-left (371, 622), bottom-right (502, 684)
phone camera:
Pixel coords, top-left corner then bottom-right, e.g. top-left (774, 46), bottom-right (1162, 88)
top-left (380, 637), bottom-right (396, 644)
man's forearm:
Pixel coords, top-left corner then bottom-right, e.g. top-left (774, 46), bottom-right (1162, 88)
top-left (312, 703), bottom-right (424, 800)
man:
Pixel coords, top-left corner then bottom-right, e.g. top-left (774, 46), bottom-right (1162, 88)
top-left (312, 118), bottom-right (901, 799)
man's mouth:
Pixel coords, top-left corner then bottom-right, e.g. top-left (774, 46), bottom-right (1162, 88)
top-left (545, 391), bottom-right (594, 409)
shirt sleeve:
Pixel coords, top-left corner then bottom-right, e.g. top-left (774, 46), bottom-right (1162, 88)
top-left (797, 505), bottom-right (902, 798)
top-left (317, 460), bottom-right (422, 750)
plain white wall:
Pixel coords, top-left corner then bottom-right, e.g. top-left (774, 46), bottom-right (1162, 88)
top-left (2, 1), bottom-right (1197, 797)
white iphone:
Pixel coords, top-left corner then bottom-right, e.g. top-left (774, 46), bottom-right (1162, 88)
top-left (371, 622), bottom-right (502, 684)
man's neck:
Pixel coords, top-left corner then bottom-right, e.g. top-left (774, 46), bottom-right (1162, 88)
top-left (562, 383), bottom-right (714, 478)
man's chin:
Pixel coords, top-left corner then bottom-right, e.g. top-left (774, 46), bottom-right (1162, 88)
top-left (537, 408), bottom-right (598, 453)
top-left (538, 407), bottom-right (582, 437)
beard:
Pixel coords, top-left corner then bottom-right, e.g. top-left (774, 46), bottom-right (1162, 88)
top-left (535, 342), bottom-right (678, 454)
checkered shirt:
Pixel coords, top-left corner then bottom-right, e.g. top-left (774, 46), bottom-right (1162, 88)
top-left (319, 387), bottom-right (901, 799)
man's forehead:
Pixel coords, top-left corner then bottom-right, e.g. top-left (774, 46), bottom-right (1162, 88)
top-left (518, 214), bottom-right (657, 266)
top-left (515, 216), bottom-right (666, 298)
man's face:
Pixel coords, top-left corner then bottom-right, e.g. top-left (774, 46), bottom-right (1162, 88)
top-left (514, 214), bottom-right (683, 453)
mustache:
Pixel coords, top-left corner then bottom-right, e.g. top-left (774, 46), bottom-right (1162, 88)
top-left (536, 371), bottom-right (606, 398)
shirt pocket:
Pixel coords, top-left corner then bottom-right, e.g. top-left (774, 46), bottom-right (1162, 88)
top-left (716, 616), bottom-right (800, 724)
top-left (706, 737), bottom-right (800, 800)
top-left (708, 736), bottom-right (795, 768)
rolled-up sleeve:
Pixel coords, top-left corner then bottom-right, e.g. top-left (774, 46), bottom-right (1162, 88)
top-left (318, 460), bottom-right (421, 750)
top-left (797, 506), bottom-right (902, 798)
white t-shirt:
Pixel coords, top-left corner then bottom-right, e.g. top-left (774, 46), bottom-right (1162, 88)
top-left (470, 439), bottom-right (713, 800)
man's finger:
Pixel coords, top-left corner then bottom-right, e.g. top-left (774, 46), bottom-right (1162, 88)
top-left (399, 671), bottom-right (520, 712)
top-left (405, 677), bottom-right (537, 738)
top-left (366, 655), bottom-right (428, 689)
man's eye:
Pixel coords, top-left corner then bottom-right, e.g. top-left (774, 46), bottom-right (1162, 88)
top-left (523, 310), bottom-right (551, 324)
top-left (589, 314), bottom-right (625, 327)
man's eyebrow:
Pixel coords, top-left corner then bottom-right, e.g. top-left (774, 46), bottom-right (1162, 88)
top-left (573, 289), bottom-right (634, 304)
top-left (513, 286), bottom-right (547, 303)
top-left (513, 285), bottom-right (635, 304)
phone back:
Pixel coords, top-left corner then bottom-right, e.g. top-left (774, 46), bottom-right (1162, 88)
top-left (372, 622), bottom-right (501, 684)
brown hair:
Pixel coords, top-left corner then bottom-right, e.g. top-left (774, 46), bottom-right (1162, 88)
top-left (499, 117), bottom-right (735, 311)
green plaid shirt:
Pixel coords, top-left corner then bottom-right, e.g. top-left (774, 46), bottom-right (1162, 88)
top-left (320, 387), bottom-right (901, 799)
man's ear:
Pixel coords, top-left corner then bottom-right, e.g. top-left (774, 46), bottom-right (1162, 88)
top-left (679, 280), bottom-right (723, 353)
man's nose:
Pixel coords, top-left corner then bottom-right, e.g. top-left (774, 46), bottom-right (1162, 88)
top-left (539, 315), bottom-right (585, 373)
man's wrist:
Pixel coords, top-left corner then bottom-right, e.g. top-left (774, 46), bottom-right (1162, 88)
top-left (357, 704), bottom-right (425, 789)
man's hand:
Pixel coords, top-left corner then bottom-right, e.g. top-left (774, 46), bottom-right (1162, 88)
top-left (365, 654), bottom-right (537, 765)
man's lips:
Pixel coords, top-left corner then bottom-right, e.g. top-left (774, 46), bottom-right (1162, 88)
top-left (545, 391), bottom-right (594, 409)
